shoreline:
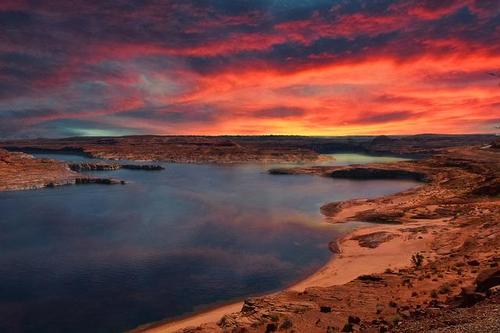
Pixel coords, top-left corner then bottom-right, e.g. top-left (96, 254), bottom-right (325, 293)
top-left (2, 142), bottom-right (498, 332)
top-left (136, 145), bottom-right (500, 332)
top-left (136, 219), bottom-right (438, 333)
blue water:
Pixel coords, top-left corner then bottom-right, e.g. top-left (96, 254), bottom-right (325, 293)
top-left (0, 154), bottom-right (417, 333)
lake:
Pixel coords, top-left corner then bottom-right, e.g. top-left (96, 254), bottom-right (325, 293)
top-left (0, 153), bottom-right (414, 332)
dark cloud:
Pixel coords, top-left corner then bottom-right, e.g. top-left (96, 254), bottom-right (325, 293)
top-left (421, 70), bottom-right (500, 87)
top-left (353, 111), bottom-right (416, 125)
top-left (0, 0), bottom-right (498, 137)
top-left (253, 106), bottom-right (305, 118)
top-left (121, 104), bottom-right (219, 123)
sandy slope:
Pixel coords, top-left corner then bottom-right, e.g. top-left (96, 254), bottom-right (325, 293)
top-left (289, 221), bottom-right (439, 291)
top-left (137, 220), bottom-right (440, 333)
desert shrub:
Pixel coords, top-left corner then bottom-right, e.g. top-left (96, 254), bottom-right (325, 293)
top-left (391, 314), bottom-right (402, 326)
top-left (439, 282), bottom-right (452, 294)
top-left (269, 314), bottom-right (279, 322)
top-left (341, 323), bottom-right (353, 332)
top-left (411, 252), bottom-right (425, 268)
top-left (279, 318), bottom-right (293, 330)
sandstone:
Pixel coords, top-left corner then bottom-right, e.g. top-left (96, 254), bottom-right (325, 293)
top-left (69, 162), bottom-right (164, 172)
top-left (475, 268), bottom-right (500, 292)
top-left (2, 134), bottom-right (495, 164)
top-left (0, 149), bottom-right (126, 191)
top-left (352, 232), bottom-right (398, 248)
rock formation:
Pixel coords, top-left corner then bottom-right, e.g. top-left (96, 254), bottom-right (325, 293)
top-left (69, 162), bottom-right (164, 172)
top-left (0, 149), bottom-right (124, 191)
top-left (1, 134), bottom-right (496, 163)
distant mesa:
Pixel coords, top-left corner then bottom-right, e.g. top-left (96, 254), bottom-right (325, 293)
top-left (0, 134), bottom-right (497, 163)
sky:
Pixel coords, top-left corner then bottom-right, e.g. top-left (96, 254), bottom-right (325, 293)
top-left (0, 0), bottom-right (499, 138)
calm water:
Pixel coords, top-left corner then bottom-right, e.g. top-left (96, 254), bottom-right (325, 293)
top-left (0, 154), bottom-right (417, 333)
top-left (321, 153), bottom-right (409, 165)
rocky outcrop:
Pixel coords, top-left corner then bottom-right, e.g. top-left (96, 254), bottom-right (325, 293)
top-left (352, 231), bottom-right (399, 248)
top-left (355, 209), bottom-right (406, 224)
top-left (320, 200), bottom-right (366, 217)
top-left (217, 297), bottom-right (316, 330)
top-left (69, 162), bottom-right (164, 172)
top-left (270, 165), bottom-right (428, 181)
top-left (327, 167), bottom-right (427, 181)
top-left (470, 178), bottom-right (500, 196)
top-left (328, 240), bottom-right (341, 254)
top-left (121, 164), bottom-right (164, 171)
top-left (75, 178), bottom-right (125, 185)
top-left (0, 149), bottom-right (126, 191)
top-left (69, 163), bottom-right (121, 171)
top-left (0, 149), bottom-right (80, 191)
top-left (476, 269), bottom-right (500, 293)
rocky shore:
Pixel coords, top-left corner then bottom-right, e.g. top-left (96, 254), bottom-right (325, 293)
top-left (270, 165), bottom-right (428, 182)
top-left (0, 149), bottom-right (124, 191)
top-left (137, 144), bottom-right (499, 333)
top-left (0, 150), bottom-right (167, 191)
top-left (68, 162), bottom-right (164, 172)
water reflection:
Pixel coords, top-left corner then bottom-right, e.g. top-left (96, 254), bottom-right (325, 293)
top-left (0, 156), bottom-right (417, 333)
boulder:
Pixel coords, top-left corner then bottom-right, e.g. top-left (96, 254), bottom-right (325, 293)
top-left (348, 315), bottom-right (361, 325)
top-left (320, 306), bottom-right (332, 313)
top-left (475, 268), bottom-right (500, 292)
top-left (459, 286), bottom-right (486, 307)
top-left (358, 274), bottom-right (384, 282)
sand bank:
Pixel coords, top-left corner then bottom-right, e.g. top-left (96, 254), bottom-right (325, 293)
top-left (138, 219), bottom-right (439, 333)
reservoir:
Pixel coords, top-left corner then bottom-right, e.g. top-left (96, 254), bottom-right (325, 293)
top-left (0, 153), bottom-right (415, 332)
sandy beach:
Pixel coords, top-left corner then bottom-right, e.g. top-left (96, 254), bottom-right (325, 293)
top-left (137, 219), bottom-right (440, 333)
top-left (288, 220), bottom-right (439, 292)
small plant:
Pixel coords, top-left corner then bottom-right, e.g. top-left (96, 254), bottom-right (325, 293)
top-left (279, 318), bottom-right (293, 330)
top-left (402, 277), bottom-right (413, 287)
top-left (265, 323), bottom-right (277, 333)
top-left (341, 323), bottom-right (353, 332)
top-left (269, 313), bottom-right (279, 322)
top-left (411, 252), bottom-right (425, 268)
top-left (439, 282), bottom-right (452, 294)
top-left (391, 314), bottom-right (402, 326)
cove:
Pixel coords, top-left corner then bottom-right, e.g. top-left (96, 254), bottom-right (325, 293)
top-left (0, 154), bottom-right (416, 333)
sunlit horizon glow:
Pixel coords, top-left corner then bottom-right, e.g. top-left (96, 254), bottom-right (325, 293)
top-left (0, 0), bottom-right (499, 138)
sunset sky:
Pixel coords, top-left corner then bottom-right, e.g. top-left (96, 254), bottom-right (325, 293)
top-left (0, 0), bottom-right (499, 138)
